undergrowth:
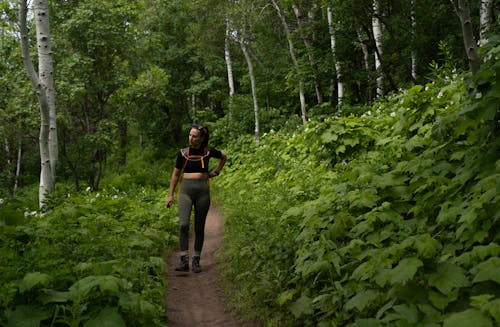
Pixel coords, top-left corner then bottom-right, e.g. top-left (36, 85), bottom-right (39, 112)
top-left (215, 40), bottom-right (499, 326)
top-left (0, 151), bottom-right (178, 326)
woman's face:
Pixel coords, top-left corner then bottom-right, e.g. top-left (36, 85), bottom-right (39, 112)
top-left (189, 128), bottom-right (204, 148)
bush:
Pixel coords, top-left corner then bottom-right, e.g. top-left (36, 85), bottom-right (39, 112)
top-left (215, 46), bottom-right (500, 326)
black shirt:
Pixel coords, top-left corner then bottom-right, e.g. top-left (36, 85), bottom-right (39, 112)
top-left (175, 147), bottom-right (222, 173)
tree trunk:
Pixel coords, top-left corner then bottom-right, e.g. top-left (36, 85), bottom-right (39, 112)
top-left (19, 0), bottom-right (57, 208)
top-left (451, 0), bottom-right (481, 75)
top-left (327, 6), bottom-right (344, 108)
top-left (357, 29), bottom-right (372, 101)
top-left (14, 141), bottom-right (22, 195)
top-left (411, 0), bottom-right (418, 82)
top-left (292, 2), bottom-right (323, 105)
top-left (240, 39), bottom-right (260, 143)
top-left (372, 0), bottom-right (384, 97)
top-left (271, 0), bottom-right (308, 123)
top-left (224, 19), bottom-right (236, 134)
top-left (479, 0), bottom-right (493, 43)
top-left (225, 20), bottom-right (236, 99)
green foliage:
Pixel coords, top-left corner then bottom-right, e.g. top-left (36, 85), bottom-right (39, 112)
top-left (0, 184), bottom-right (177, 326)
top-left (215, 45), bottom-right (500, 326)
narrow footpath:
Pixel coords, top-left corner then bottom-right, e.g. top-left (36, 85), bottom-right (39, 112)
top-left (166, 205), bottom-right (259, 327)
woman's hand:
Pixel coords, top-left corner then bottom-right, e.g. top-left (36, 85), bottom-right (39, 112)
top-left (208, 171), bottom-right (220, 178)
top-left (166, 195), bottom-right (174, 208)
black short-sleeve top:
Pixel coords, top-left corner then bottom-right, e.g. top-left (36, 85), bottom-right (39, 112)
top-left (175, 147), bottom-right (222, 173)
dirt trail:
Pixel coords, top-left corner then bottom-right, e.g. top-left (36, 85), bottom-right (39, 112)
top-left (166, 205), bottom-right (258, 327)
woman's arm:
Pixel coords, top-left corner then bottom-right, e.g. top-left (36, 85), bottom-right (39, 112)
top-left (209, 151), bottom-right (227, 177)
top-left (166, 168), bottom-right (181, 208)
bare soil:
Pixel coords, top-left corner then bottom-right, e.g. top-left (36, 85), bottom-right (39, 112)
top-left (165, 205), bottom-right (259, 327)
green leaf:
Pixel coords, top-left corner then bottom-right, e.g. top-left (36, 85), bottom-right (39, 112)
top-left (428, 263), bottom-right (470, 294)
top-left (389, 258), bottom-right (423, 285)
top-left (289, 294), bottom-right (314, 318)
top-left (345, 289), bottom-right (379, 312)
top-left (428, 290), bottom-right (458, 310)
top-left (83, 307), bottom-right (126, 327)
top-left (18, 272), bottom-right (52, 293)
top-left (40, 289), bottom-right (70, 304)
top-left (375, 258), bottom-right (423, 287)
top-left (393, 304), bottom-right (419, 323)
top-left (413, 234), bottom-right (439, 258)
top-left (353, 318), bottom-right (383, 327)
top-left (443, 309), bottom-right (492, 327)
top-left (69, 275), bottom-right (127, 300)
top-left (471, 257), bottom-right (500, 284)
top-left (277, 289), bottom-right (297, 306)
top-left (8, 305), bottom-right (51, 327)
top-left (482, 299), bottom-right (500, 325)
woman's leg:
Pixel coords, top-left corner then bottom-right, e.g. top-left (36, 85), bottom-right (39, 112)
top-left (177, 187), bottom-right (193, 253)
top-left (193, 188), bottom-right (210, 255)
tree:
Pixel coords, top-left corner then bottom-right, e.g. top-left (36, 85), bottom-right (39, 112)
top-left (240, 37), bottom-right (260, 142)
top-left (292, 0), bottom-right (324, 105)
top-left (19, 0), bottom-right (57, 207)
top-left (479, 0), bottom-right (494, 43)
top-left (271, 0), bottom-right (308, 123)
top-left (450, 0), bottom-right (481, 75)
top-left (326, 5), bottom-right (344, 107)
top-left (372, 0), bottom-right (384, 97)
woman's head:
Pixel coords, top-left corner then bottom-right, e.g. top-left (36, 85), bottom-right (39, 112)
top-left (189, 124), bottom-right (209, 148)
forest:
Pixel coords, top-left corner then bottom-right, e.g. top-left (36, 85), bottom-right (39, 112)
top-left (0, 0), bottom-right (499, 326)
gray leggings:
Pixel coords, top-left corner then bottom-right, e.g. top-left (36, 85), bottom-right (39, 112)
top-left (178, 179), bottom-right (210, 254)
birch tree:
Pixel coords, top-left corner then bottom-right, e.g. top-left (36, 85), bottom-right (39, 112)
top-left (240, 37), bottom-right (260, 142)
top-left (292, 1), bottom-right (324, 105)
top-left (271, 0), bottom-right (308, 123)
top-left (372, 0), bottom-right (384, 97)
top-left (411, 0), bottom-right (417, 82)
top-left (327, 5), bottom-right (344, 107)
top-left (19, 0), bottom-right (57, 207)
top-left (479, 0), bottom-right (493, 43)
top-left (450, 0), bottom-right (480, 75)
top-left (225, 18), bottom-right (236, 130)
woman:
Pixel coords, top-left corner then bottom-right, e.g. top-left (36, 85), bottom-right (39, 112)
top-left (166, 124), bottom-right (226, 273)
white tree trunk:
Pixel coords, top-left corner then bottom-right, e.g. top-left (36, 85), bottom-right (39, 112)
top-left (19, 0), bottom-right (57, 208)
top-left (327, 6), bottom-right (344, 107)
top-left (292, 2), bottom-right (323, 105)
top-left (14, 141), bottom-right (22, 195)
top-left (479, 0), bottom-right (493, 43)
top-left (225, 19), bottom-right (236, 132)
top-left (271, 0), bottom-right (308, 123)
top-left (372, 0), bottom-right (384, 97)
top-left (451, 0), bottom-right (481, 75)
top-left (225, 20), bottom-right (236, 99)
top-left (411, 0), bottom-right (418, 82)
top-left (240, 39), bottom-right (260, 143)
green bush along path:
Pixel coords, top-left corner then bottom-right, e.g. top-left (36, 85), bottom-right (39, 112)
top-left (214, 43), bottom-right (500, 326)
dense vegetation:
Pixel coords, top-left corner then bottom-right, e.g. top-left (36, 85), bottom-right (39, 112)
top-left (0, 152), bottom-right (177, 325)
top-left (215, 41), bottom-right (499, 326)
top-left (1, 0), bottom-right (499, 325)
